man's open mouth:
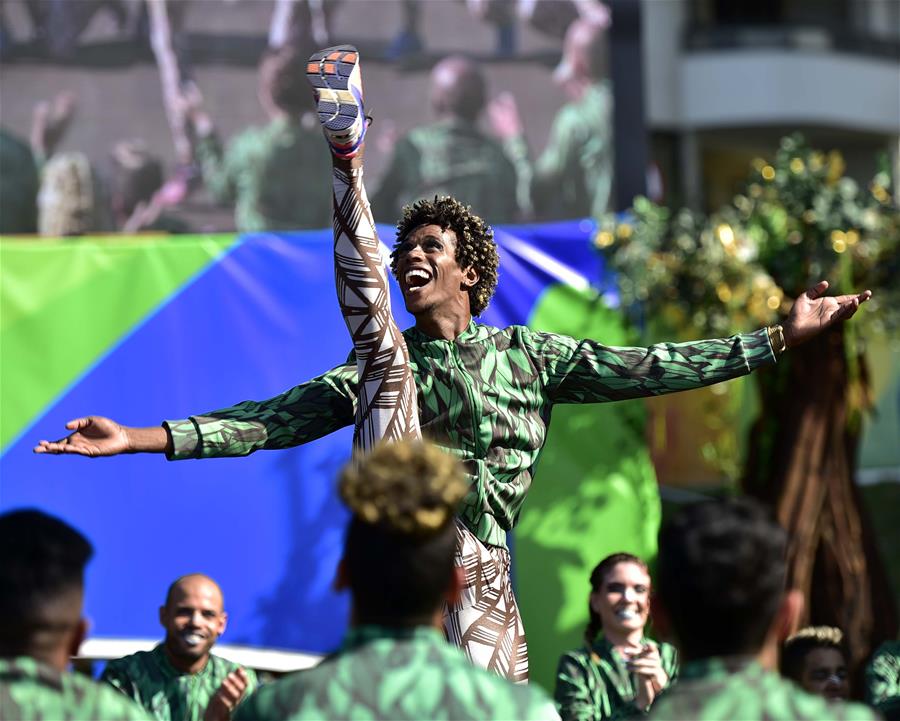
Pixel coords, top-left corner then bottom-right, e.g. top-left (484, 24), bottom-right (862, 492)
top-left (404, 268), bottom-right (433, 294)
top-left (180, 632), bottom-right (205, 647)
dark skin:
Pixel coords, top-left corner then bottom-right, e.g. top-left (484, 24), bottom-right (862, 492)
top-left (394, 223), bottom-right (479, 340)
top-left (12, 587), bottom-right (89, 672)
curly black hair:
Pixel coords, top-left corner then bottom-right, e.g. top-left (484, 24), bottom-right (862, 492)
top-left (390, 196), bottom-right (500, 317)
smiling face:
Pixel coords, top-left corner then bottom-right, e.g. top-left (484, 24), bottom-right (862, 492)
top-left (393, 224), bottom-right (478, 318)
top-left (159, 576), bottom-right (226, 666)
top-left (591, 561), bottom-right (651, 637)
top-left (800, 647), bottom-right (849, 700)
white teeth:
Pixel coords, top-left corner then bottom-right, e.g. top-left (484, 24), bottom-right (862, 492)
top-left (405, 269), bottom-right (431, 286)
top-left (616, 609), bottom-right (637, 621)
top-left (182, 633), bottom-right (203, 646)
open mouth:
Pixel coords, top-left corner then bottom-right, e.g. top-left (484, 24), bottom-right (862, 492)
top-left (180, 632), bottom-right (205, 647)
top-left (404, 268), bottom-right (433, 295)
top-left (615, 608), bottom-right (639, 621)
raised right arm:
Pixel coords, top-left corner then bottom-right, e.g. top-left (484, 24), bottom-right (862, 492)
top-left (35, 362), bottom-right (358, 459)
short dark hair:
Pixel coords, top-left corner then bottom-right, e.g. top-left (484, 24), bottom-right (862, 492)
top-left (0, 509), bottom-right (93, 653)
top-left (339, 441), bottom-right (467, 626)
top-left (259, 46), bottom-right (312, 116)
top-left (430, 56), bottom-right (486, 123)
top-left (781, 626), bottom-right (848, 682)
top-left (657, 497), bottom-right (787, 660)
top-left (584, 552), bottom-right (648, 644)
top-left (391, 196), bottom-right (499, 316)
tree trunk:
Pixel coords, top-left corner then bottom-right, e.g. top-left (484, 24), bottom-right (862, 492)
top-left (742, 325), bottom-right (897, 674)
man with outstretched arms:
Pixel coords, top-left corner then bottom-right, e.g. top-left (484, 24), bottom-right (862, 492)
top-left (36, 44), bottom-right (872, 683)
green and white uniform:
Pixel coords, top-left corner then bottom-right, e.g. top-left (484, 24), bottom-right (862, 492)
top-left (233, 625), bottom-right (558, 721)
top-left (101, 644), bottom-right (258, 721)
top-left (648, 657), bottom-right (880, 721)
top-left (555, 636), bottom-right (678, 720)
top-left (0, 656), bottom-right (151, 721)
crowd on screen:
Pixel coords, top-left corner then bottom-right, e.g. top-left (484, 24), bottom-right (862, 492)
top-left (0, 0), bottom-right (615, 239)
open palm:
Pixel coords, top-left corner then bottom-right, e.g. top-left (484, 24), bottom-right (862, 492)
top-left (783, 281), bottom-right (872, 348)
top-left (33, 416), bottom-right (130, 457)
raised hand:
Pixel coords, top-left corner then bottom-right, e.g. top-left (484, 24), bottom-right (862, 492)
top-left (30, 91), bottom-right (77, 159)
top-left (782, 280), bottom-right (872, 349)
top-left (626, 643), bottom-right (668, 710)
top-left (34, 417), bottom-right (131, 457)
top-left (486, 91), bottom-right (523, 141)
top-left (204, 668), bottom-right (250, 721)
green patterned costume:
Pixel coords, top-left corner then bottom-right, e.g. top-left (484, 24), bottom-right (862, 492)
top-left (165, 322), bottom-right (775, 550)
top-left (372, 119), bottom-right (520, 224)
top-left (232, 625), bottom-right (558, 721)
top-left (194, 115), bottom-right (332, 232)
top-left (865, 640), bottom-right (900, 720)
top-left (0, 656), bottom-right (151, 721)
top-left (647, 657), bottom-right (879, 721)
top-left (100, 644), bottom-right (258, 721)
top-left (555, 637), bottom-right (678, 721)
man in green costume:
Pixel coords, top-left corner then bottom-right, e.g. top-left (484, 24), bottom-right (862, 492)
top-left (648, 498), bottom-right (878, 721)
top-left (372, 54), bottom-right (520, 224)
top-left (101, 574), bottom-right (257, 721)
top-left (490, 16), bottom-right (613, 220)
top-left (179, 44), bottom-right (332, 232)
top-left (233, 439), bottom-right (559, 721)
top-left (36, 44), bottom-right (872, 683)
top-left (0, 509), bottom-right (151, 721)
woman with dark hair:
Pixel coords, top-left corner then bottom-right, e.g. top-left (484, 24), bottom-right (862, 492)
top-left (555, 553), bottom-right (678, 720)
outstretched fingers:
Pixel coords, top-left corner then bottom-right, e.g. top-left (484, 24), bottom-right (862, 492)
top-left (33, 438), bottom-right (95, 456)
top-left (832, 290), bottom-right (872, 321)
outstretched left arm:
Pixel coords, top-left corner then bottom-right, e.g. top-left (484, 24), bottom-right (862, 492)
top-left (781, 280), bottom-right (872, 349)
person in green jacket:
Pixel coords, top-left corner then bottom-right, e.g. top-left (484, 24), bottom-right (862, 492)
top-left (372, 54), bottom-right (520, 225)
top-left (647, 498), bottom-right (878, 721)
top-left (36, 45), bottom-right (873, 684)
top-left (490, 16), bottom-right (613, 220)
top-left (101, 574), bottom-right (257, 721)
top-left (233, 439), bottom-right (559, 721)
top-left (0, 509), bottom-right (151, 721)
top-left (180, 44), bottom-right (332, 232)
top-left (555, 553), bottom-right (678, 720)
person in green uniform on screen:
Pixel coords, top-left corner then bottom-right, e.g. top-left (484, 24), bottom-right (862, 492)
top-left (101, 574), bottom-right (257, 721)
top-left (177, 44), bottom-right (332, 232)
top-left (647, 498), bottom-right (879, 721)
top-left (233, 439), bottom-right (559, 721)
top-left (555, 553), bottom-right (677, 720)
top-left (372, 54), bottom-right (520, 224)
top-left (781, 626), bottom-right (851, 701)
top-left (0, 509), bottom-right (151, 721)
top-left (490, 16), bottom-right (613, 220)
top-left (36, 43), bottom-right (873, 684)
